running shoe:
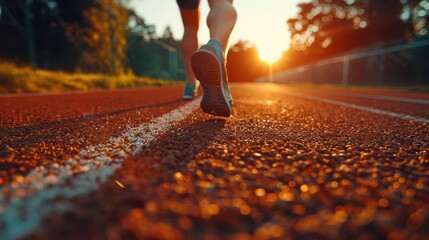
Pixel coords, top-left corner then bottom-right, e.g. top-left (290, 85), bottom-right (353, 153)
top-left (182, 81), bottom-right (199, 100)
top-left (191, 39), bottom-right (233, 117)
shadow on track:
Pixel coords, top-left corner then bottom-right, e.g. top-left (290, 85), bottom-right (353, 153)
top-left (26, 119), bottom-right (227, 239)
top-left (0, 99), bottom-right (184, 150)
top-left (122, 118), bottom-right (227, 178)
top-left (0, 99), bottom-right (186, 180)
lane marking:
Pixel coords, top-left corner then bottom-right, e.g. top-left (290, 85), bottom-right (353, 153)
top-left (0, 98), bottom-right (200, 240)
top-left (288, 92), bottom-right (429, 124)
top-left (326, 92), bottom-right (429, 105)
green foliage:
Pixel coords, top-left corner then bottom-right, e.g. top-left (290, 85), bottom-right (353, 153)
top-left (126, 14), bottom-right (185, 80)
top-left (0, 0), bottom-right (91, 71)
top-left (401, 0), bottom-right (429, 39)
top-left (288, 0), bottom-right (404, 54)
top-left (0, 0), bottom-right (187, 82)
top-left (277, 0), bottom-right (429, 86)
top-left (76, 0), bottom-right (129, 75)
top-left (283, 0), bottom-right (429, 69)
top-left (0, 62), bottom-right (177, 94)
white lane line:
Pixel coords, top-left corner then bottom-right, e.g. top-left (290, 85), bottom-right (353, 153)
top-left (330, 92), bottom-right (429, 105)
top-left (282, 91), bottom-right (429, 124)
top-left (0, 98), bottom-right (200, 240)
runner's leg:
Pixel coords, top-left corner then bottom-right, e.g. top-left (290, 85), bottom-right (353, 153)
top-left (207, 0), bottom-right (237, 53)
top-left (178, 1), bottom-right (200, 85)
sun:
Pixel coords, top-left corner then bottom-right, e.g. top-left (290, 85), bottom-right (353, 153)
top-left (258, 47), bottom-right (283, 64)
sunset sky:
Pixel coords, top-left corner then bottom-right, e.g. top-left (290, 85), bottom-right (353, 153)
top-left (130, 0), bottom-right (308, 62)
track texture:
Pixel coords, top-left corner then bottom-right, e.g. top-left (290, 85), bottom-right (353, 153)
top-left (1, 84), bottom-right (428, 240)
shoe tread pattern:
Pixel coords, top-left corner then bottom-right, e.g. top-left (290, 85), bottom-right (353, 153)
top-left (191, 49), bottom-right (231, 117)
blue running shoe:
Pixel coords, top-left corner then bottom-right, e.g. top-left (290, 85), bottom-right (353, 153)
top-left (182, 81), bottom-right (199, 100)
top-left (191, 39), bottom-right (233, 117)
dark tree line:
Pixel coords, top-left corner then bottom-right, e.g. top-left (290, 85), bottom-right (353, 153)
top-left (224, 0), bottom-right (428, 83)
top-left (1, 0), bottom-right (427, 83)
top-left (0, 0), bottom-right (181, 77)
top-left (0, 0), bottom-right (91, 71)
top-left (280, 0), bottom-right (429, 69)
top-left (226, 41), bottom-right (269, 83)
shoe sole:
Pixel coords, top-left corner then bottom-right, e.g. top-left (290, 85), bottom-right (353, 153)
top-left (191, 49), bottom-right (231, 117)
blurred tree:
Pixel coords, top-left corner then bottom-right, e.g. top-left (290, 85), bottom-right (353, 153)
top-left (76, 0), bottom-right (129, 75)
top-left (0, 0), bottom-right (182, 77)
top-left (227, 41), bottom-right (267, 82)
top-left (282, 0), bottom-right (429, 86)
top-left (287, 0), bottom-right (406, 65)
top-left (34, 0), bottom-right (89, 71)
top-left (125, 10), bottom-right (155, 76)
top-left (162, 26), bottom-right (174, 41)
top-left (0, 0), bottom-right (37, 69)
top-left (125, 14), bottom-right (181, 79)
top-left (22, 0), bottom-right (37, 69)
top-left (127, 9), bottom-right (155, 40)
top-left (359, 0), bottom-right (405, 44)
top-left (158, 26), bottom-right (181, 79)
top-left (0, 0), bottom-right (91, 71)
top-left (401, 0), bottom-right (429, 40)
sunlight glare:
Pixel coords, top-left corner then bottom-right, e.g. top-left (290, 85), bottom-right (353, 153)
top-left (258, 47), bottom-right (282, 64)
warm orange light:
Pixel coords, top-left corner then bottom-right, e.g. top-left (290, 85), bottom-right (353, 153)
top-left (115, 179), bottom-right (125, 188)
top-left (258, 47), bottom-right (282, 64)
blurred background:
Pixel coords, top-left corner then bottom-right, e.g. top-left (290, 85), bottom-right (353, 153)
top-left (0, 0), bottom-right (428, 93)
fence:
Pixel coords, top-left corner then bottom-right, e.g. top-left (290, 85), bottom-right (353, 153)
top-left (260, 39), bottom-right (429, 86)
top-left (131, 39), bottom-right (186, 81)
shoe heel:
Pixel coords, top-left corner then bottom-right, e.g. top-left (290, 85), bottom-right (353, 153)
top-left (191, 49), bottom-right (232, 117)
top-left (191, 50), bottom-right (221, 86)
